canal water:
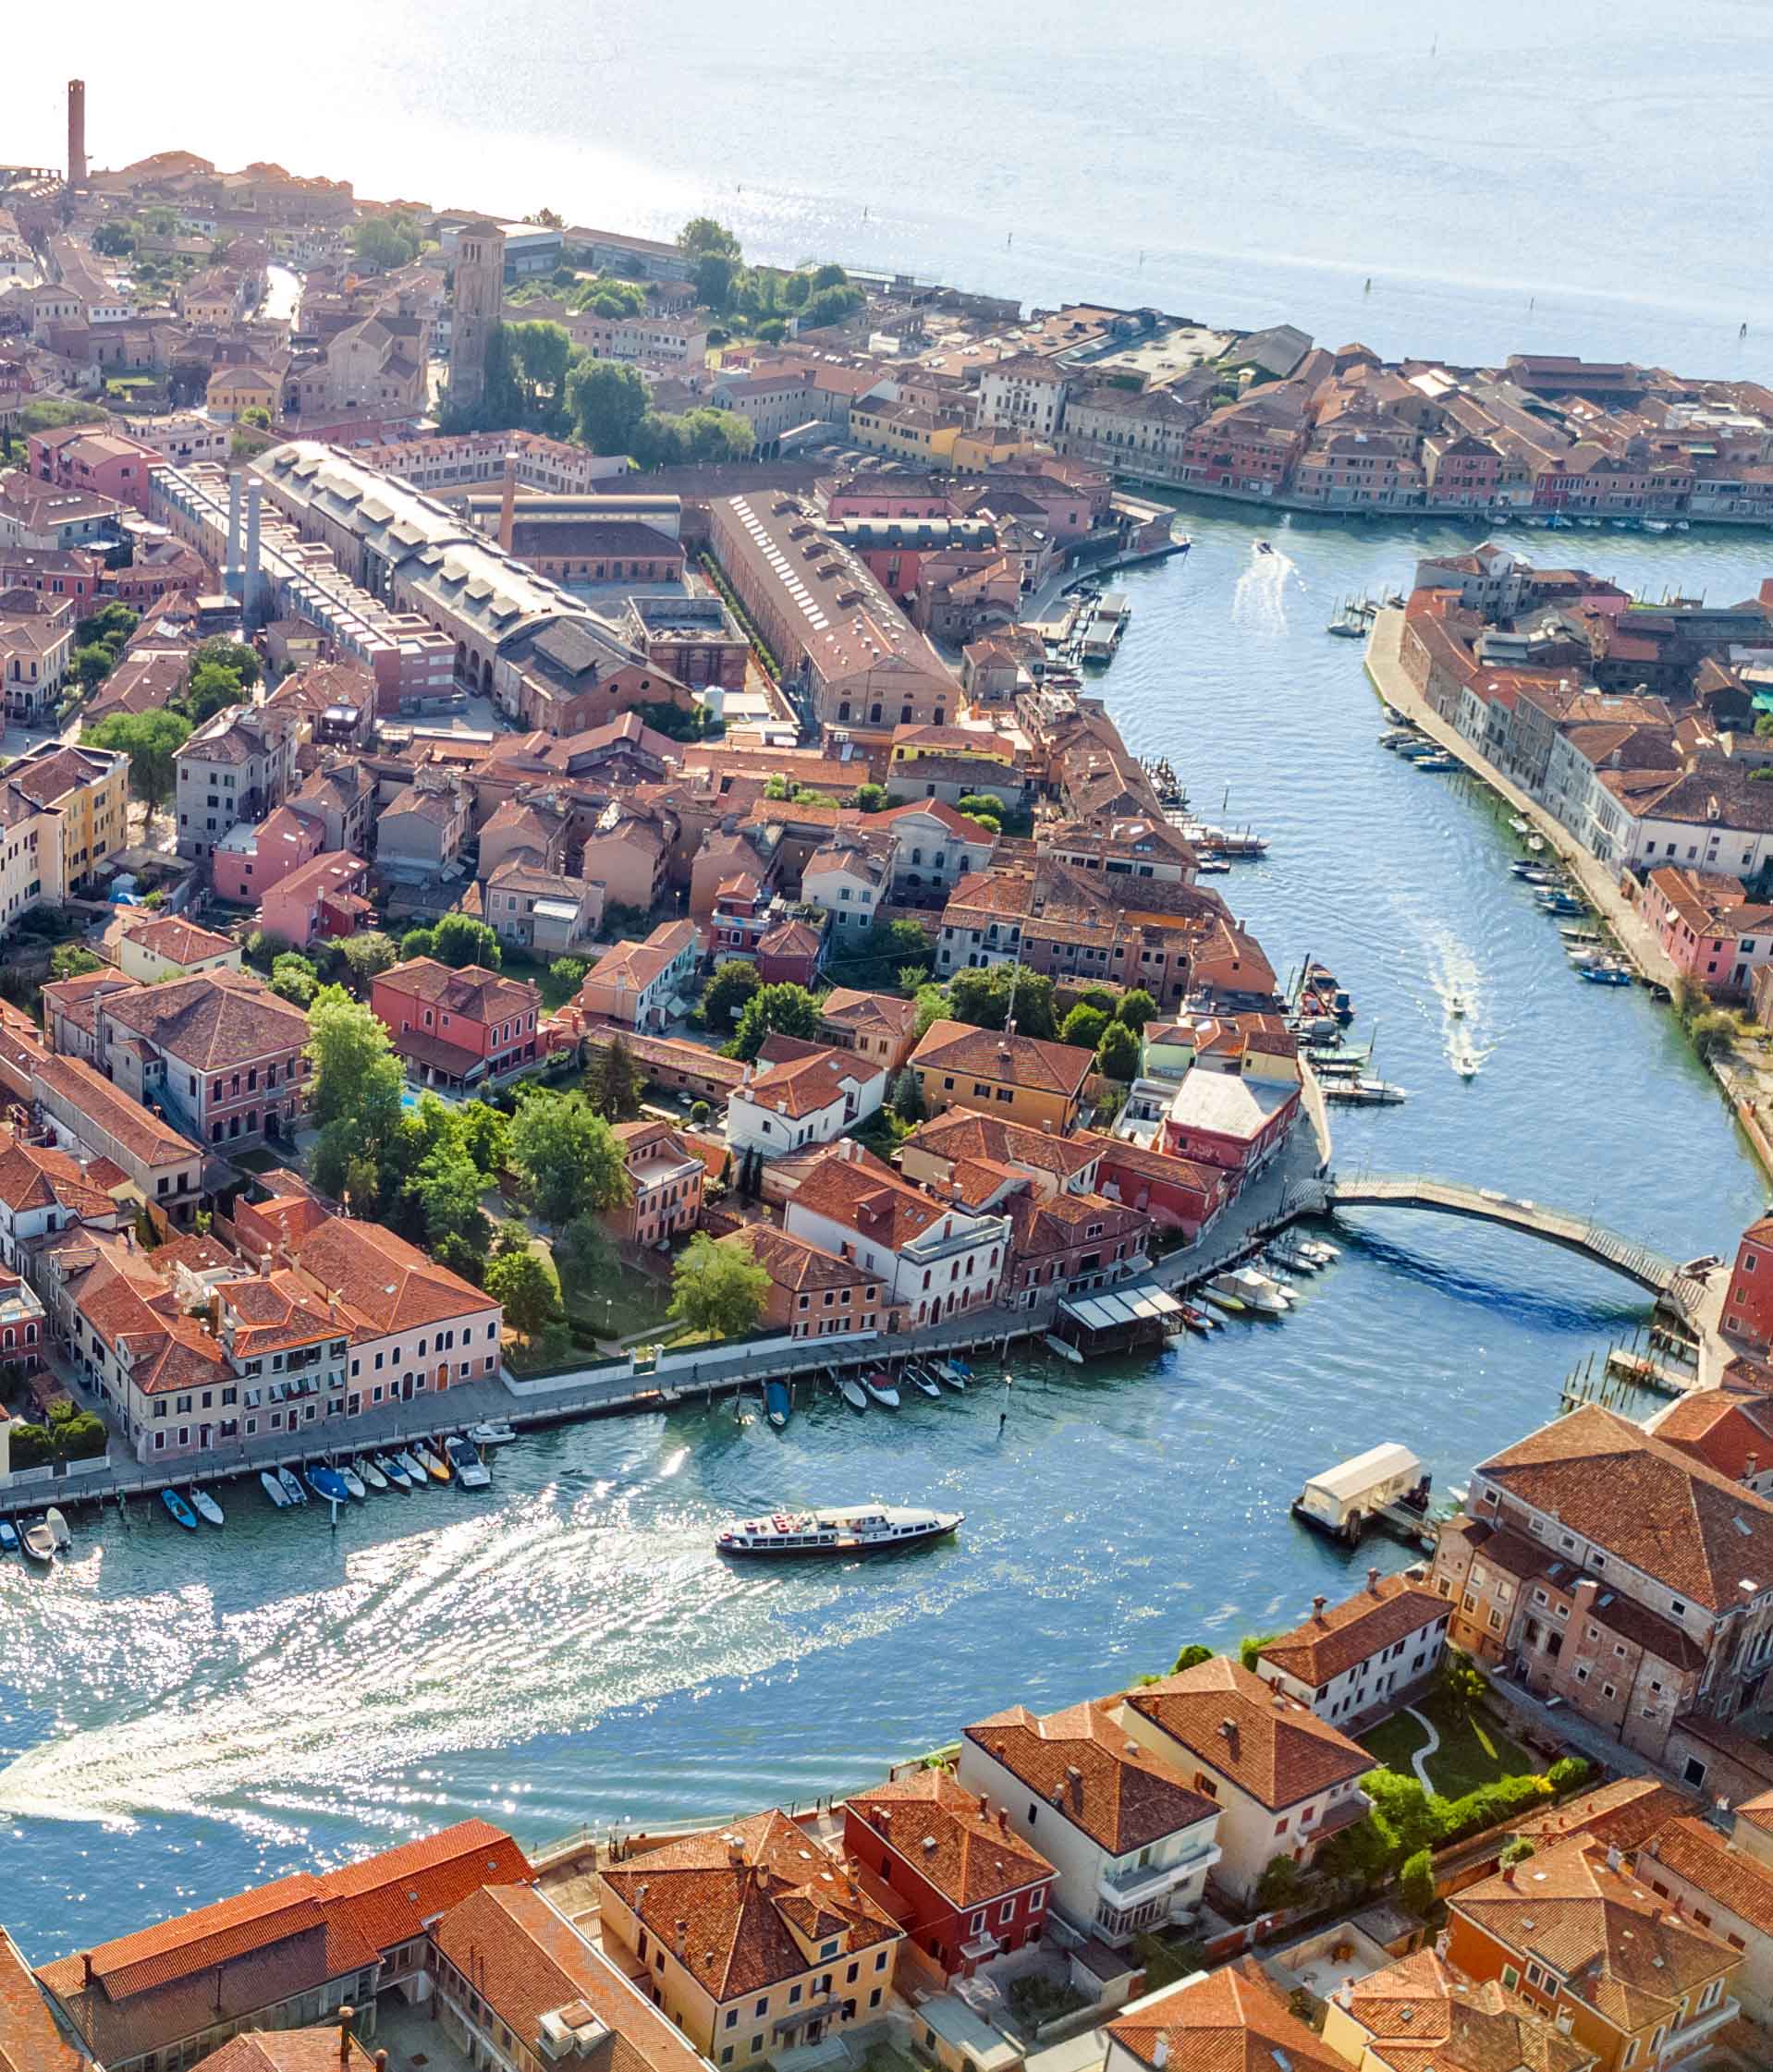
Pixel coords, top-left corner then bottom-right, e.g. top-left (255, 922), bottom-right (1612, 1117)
top-left (2, 515), bottom-right (1767, 1955)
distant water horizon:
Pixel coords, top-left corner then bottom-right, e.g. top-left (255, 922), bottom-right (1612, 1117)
top-left (14, 1), bottom-right (1773, 373)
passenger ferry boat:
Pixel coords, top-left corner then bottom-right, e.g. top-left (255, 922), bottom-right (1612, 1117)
top-left (715, 1505), bottom-right (962, 1558)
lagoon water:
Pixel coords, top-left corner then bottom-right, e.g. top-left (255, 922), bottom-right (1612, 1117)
top-left (7, 0), bottom-right (1773, 1957)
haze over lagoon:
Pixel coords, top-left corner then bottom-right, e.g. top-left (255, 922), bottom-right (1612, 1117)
top-left (6, 0), bottom-right (1773, 1957)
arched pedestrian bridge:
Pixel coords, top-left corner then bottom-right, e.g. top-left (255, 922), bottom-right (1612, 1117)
top-left (1283, 1173), bottom-right (1711, 1322)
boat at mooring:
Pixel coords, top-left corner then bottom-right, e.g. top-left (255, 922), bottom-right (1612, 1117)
top-left (161, 1489), bottom-right (199, 1532)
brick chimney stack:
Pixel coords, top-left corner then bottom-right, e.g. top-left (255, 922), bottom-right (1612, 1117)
top-left (498, 450), bottom-right (519, 555)
top-left (67, 80), bottom-right (87, 192)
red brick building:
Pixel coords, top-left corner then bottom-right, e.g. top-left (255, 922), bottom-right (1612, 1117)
top-left (842, 1770), bottom-right (1056, 1982)
top-left (1086, 1133), bottom-right (1231, 1240)
top-left (1722, 1214), bottom-right (1773, 1352)
top-left (371, 959), bottom-right (540, 1091)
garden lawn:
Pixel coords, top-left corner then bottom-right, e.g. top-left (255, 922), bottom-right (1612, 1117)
top-left (557, 1242), bottom-right (677, 1343)
top-left (1361, 1691), bottom-right (1535, 1799)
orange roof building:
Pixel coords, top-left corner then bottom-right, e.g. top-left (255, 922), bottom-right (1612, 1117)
top-left (1106, 1957), bottom-right (1346, 2072)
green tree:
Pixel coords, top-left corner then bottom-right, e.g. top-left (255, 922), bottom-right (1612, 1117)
top-left (1399, 1847), bottom-right (1437, 1919)
top-left (76, 600), bottom-right (138, 652)
top-left (484, 1245), bottom-right (562, 1338)
top-left (1238, 1630), bottom-right (1284, 1672)
top-left (955, 792), bottom-right (1008, 823)
top-left (912, 982), bottom-right (948, 1037)
top-left (431, 913), bottom-right (502, 970)
top-left (493, 1216), bottom-right (533, 1259)
top-left (1095, 1020), bottom-right (1140, 1081)
top-left (567, 355), bottom-right (648, 453)
top-left (549, 956), bottom-right (588, 997)
top-left (183, 661), bottom-right (251, 725)
top-left (1364, 1771), bottom-right (1440, 1857)
top-left (337, 932), bottom-right (398, 990)
top-left (341, 1152), bottom-right (381, 1216)
top-left (509, 1093), bottom-right (630, 1229)
top-left (455, 1099), bottom-right (511, 1177)
top-left (191, 637), bottom-right (261, 689)
top-left (585, 1032), bottom-right (642, 1121)
top-left (810, 262), bottom-right (848, 292)
top-left (404, 1147), bottom-right (490, 1270)
top-left (70, 643), bottom-right (117, 691)
top-left (507, 319), bottom-right (575, 426)
top-left (945, 965), bottom-right (1057, 1041)
top-left (352, 216), bottom-right (420, 271)
top-left (729, 981), bottom-right (823, 1061)
top-left (853, 781), bottom-right (888, 813)
top-left (1498, 1838), bottom-right (1535, 1868)
top-left (305, 985), bottom-right (406, 1135)
top-left (1547, 1755), bottom-right (1592, 1794)
top-left (1115, 987), bottom-right (1159, 1032)
top-left (88, 709), bottom-right (192, 812)
top-left (49, 944), bottom-right (104, 980)
top-left (852, 917), bottom-right (932, 986)
top-left (804, 284), bottom-right (865, 328)
top-left (269, 952), bottom-right (320, 1006)
top-left (700, 961), bottom-right (761, 1035)
top-left (1254, 1856), bottom-right (1307, 1912)
top-left (1060, 1004), bottom-right (1108, 1051)
top-left (678, 215), bottom-right (741, 261)
top-left (669, 1231), bottom-right (769, 1339)
top-left (92, 218), bottom-right (138, 257)
top-left (691, 251), bottom-right (737, 311)
top-left (890, 1066), bottom-right (924, 1123)
top-left (1170, 1642), bottom-right (1215, 1673)
top-left (1442, 1650), bottom-right (1487, 1722)
top-left (399, 926), bottom-right (437, 962)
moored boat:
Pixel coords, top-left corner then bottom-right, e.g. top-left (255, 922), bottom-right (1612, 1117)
top-left (19, 1517), bottom-right (55, 1562)
top-left (277, 1467), bottom-right (306, 1506)
top-left (1298, 1239), bottom-right (1339, 1264)
top-left (907, 1365), bottom-right (942, 1398)
top-left (358, 1456), bottom-right (389, 1493)
top-left (190, 1486), bottom-right (225, 1527)
top-left (396, 1449), bottom-right (431, 1485)
top-left (1581, 963), bottom-right (1635, 986)
top-left (1178, 1302), bottom-right (1218, 1334)
top-left (336, 1464), bottom-right (367, 1501)
top-left (261, 1469), bottom-right (293, 1509)
top-left (469, 1420), bottom-right (518, 1446)
top-left (377, 1452), bottom-right (412, 1489)
top-left (306, 1466), bottom-right (352, 1505)
top-left (1208, 1268), bottom-right (1288, 1316)
top-left (715, 1505), bottom-right (962, 1558)
top-left (862, 1371), bottom-right (900, 1409)
top-left (764, 1380), bottom-right (791, 1431)
top-left (942, 1357), bottom-right (975, 1386)
top-left (413, 1443), bottom-right (451, 1482)
top-left (838, 1376), bottom-right (869, 1412)
top-left (0, 1518), bottom-right (17, 1554)
top-left (1322, 1076), bottom-right (1409, 1105)
top-left (161, 1488), bottom-right (199, 1532)
top-left (446, 1434), bottom-right (491, 1488)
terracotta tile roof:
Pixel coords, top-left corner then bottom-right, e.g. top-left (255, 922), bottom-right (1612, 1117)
top-left (0, 1131), bottom-right (115, 1218)
top-left (847, 1770), bottom-right (1054, 1909)
top-left (737, 1042), bottom-right (874, 1121)
top-left (1257, 1573), bottom-right (1449, 1688)
top-left (4, 743), bottom-right (117, 809)
top-left (1639, 1815), bottom-right (1773, 1936)
top-left (965, 1696), bottom-right (1215, 1855)
top-left (97, 970), bottom-right (311, 1071)
top-left (601, 1809), bottom-right (900, 2003)
top-left (901, 1107), bottom-right (1102, 1180)
top-left (1107, 1956), bottom-right (1346, 2072)
top-left (33, 1054), bottom-right (199, 1172)
top-left (191, 2030), bottom-right (381, 2072)
top-left (1511, 1776), bottom-right (1695, 1857)
top-left (1123, 1657), bottom-right (1375, 1810)
top-left (284, 1214), bottom-right (492, 1337)
top-left (1475, 1403), bottom-right (1773, 1611)
top-left (116, 914), bottom-right (238, 966)
top-left (432, 1884), bottom-right (708, 2072)
top-left (911, 1019), bottom-right (1093, 1099)
top-left (789, 1146), bottom-right (990, 1252)
top-left (316, 1818), bottom-right (533, 1953)
top-left (1451, 1837), bottom-right (1736, 2033)
top-left (819, 989), bottom-right (918, 1041)
top-left (756, 918), bottom-right (823, 960)
top-left (0, 1928), bottom-right (85, 2072)
top-left (721, 1225), bottom-right (880, 1298)
top-left (1338, 1945), bottom-right (1592, 2072)
top-left (377, 957), bottom-right (539, 1023)
top-left (1648, 1386), bottom-right (1773, 1484)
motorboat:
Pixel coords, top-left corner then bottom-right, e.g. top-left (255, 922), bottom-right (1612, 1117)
top-left (1322, 1076), bottom-right (1410, 1104)
top-left (1207, 1268), bottom-right (1288, 1316)
top-left (336, 1464), bottom-right (367, 1501)
top-left (413, 1444), bottom-right (452, 1482)
top-left (1413, 753), bottom-right (1459, 772)
top-left (190, 1487), bottom-right (225, 1527)
top-left (377, 1452), bottom-right (412, 1490)
top-left (1268, 1244), bottom-right (1319, 1274)
top-left (862, 1371), bottom-right (900, 1410)
top-left (1446, 993), bottom-right (1468, 1018)
top-left (943, 1357), bottom-right (975, 1385)
top-left (907, 1365), bottom-right (943, 1399)
top-left (446, 1435), bottom-right (491, 1489)
top-left (1452, 1046), bottom-right (1481, 1079)
top-left (161, 1489), bottom-right (199, 1532)
top-left (306, 1466), bottom-right (353, 1505)
top-left (1508, 815), bottom-right (1531, 835)
top-left (276, 1467), bottom-right (306, 1506)
top-left (1178, 1302), bottom-right (1218, 1334)
top-left (716, 1505), bottom-right (963, 1558)
top-left (1581, 963), bottom-right (1635, 986)
top-left (357, 1456), bottom-right (389, 1493)
top-left (396, 1449), bottom-right (432, 1485)
top-left (19, 1517), bottom-right (55, 1562)
top-left (0, 1518), bottom-right (17, 1554)
top-left (468, 1420), bottom-right (518, 1446)
top-left (1526, 835), bottom-right (1546, 853)
top-left (1297, 1239), bottom-right (1340, 1265)
top-left (838, 1375), bottom-right (869, 1412)
top-left (261, 1469), bottom-right (293, 1509)
top-left (1559, 925), bottom-right (1602, 945)
top-left (764, 1380), bottom-right (791, 1432)
top-left (44, 1507), bottom-right (71, 1553)
top-left (1255, 540), bottom-right (1274, 555)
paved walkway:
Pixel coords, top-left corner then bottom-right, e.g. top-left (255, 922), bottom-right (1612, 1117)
top-left (1403, 1704), bottom-right (1441, 1790)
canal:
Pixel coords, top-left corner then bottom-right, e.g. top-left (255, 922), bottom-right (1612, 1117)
top-left (0, 513), bottom-right (1766, 1955)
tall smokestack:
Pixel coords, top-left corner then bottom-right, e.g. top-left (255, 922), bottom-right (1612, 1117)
top-left (498, 449), bottom-right (519, 555)
top-left (226, 472), bottom-right (243, 582)
top-left (67, 81), bottom-right (87, 192)
top-left (244, 479), bottom-right (263, 632)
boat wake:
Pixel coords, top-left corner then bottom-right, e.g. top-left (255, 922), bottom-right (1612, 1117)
top-left (1232, 542), bottom-right (1297, 634)
top-left (0, 1485), bottom-right (987, 1833)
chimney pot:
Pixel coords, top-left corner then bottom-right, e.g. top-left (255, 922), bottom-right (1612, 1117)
top-left (1367, 1566), bottom-right (1381, 1593)
top-left (1312, 1594), bottom-right (1327, 1620)
top-left (338, 2006), bottom-right (355, 2066)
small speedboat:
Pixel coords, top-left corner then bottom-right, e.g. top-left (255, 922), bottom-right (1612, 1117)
top-left (764, 1380), bottom-right (791, 1432)
top-left (277, 1467), bottom-right (306, 1506)
top-left (469, 1420), bottom-right (518, 1446)
top-left (336, 1464), bottom-right (367, 1501)
top-left (1453, 1047), bottom-right (1481, 1079)
top-left (357, 1456), bottom-right (389, 1493)
top-left (413, 1443), bottom-right (451, 1482)
top-left (161, 1489), bottom-right (199, 1532)
top-left (1300, 1239), bottom-right (1339, 1264)
top-left (446, 1434), bottom-right (491, 1489)
top-left (1508, 815), bottom-right (1531, 835)
top-left (396, 1450), bottom-right (430, 1485)
top-left (306, 1466), bottom-right (352, 1505)
top-left (1581, 963), bottom-right (1634, 986)
top-left (838, 1375), bottom-right (869, 1412)
top-left (1526, 835), bottom-right (1545, 853)
top-left (261, 1469), bottom-right (293, 1509)
top-left (942, 1358), bottom-right (974, 1387)
top-left (19, 1517), bottom-right (55, 1562)
top-left (46, 1507), bottom-right (71, 1552)
top-left (1268, 1245), bottom-right (1319, 1274)
top-left (377, 1452), bottom-right (412, 1489)
top-left (1446, 993), bottom-right (1468, 1018)
top-left (1208, 1269), bottom-right (1288, 1316)
top-left (190, 1487), bottom-right (225, 1527)
top-left (1178, 1302), bottom-right (1218, 1334)
top-left (0, 1519), bottom-right (17, 1554)
top-left (862, 1371), bottom-right (900, 1409)
top-left (907, 1365), bottom-right (942, 1398)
